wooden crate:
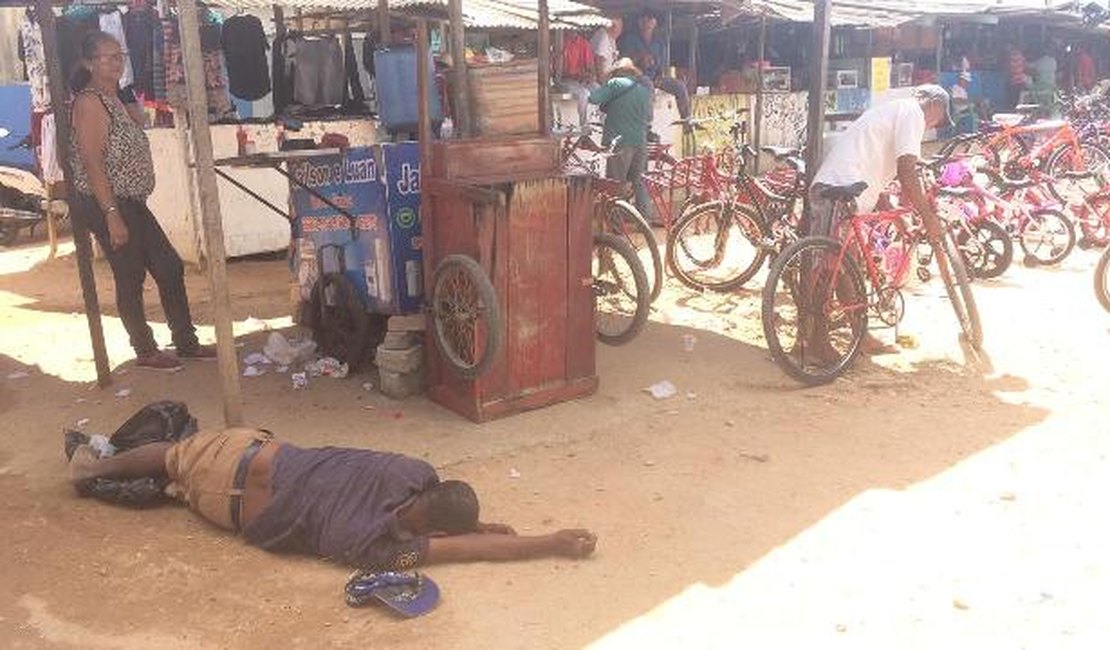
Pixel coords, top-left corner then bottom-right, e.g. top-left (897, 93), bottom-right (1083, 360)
top-left (468, 60), bottom-right (540, 137)
top-left (422, 149), bottom-right (597, 422)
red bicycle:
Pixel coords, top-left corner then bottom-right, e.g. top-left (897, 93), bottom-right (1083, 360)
top-left (761, 182), bottom-right (982, 385)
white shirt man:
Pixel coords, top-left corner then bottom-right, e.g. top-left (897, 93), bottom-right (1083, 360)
top-left (813, 97), bottom-right (928, 217)
top-left (591, 17), bottom-right (622, 77)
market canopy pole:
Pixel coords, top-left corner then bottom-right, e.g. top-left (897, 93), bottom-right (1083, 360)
top-left (377, 0), bottom-right (390, 44)
top-left (805, 0), bottom-right (832, 176)
top-left (754, 16), bottom-right (767, 174)
top-left (448, 0), bottom-right (473, 136)
top-left (538, 0), bottom-right (552, 133)
top-left (177, 0), bottom-right (244, 426)
top-left (35, 0), bottom-right (112, 388)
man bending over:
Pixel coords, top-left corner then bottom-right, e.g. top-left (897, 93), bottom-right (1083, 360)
top-left (68, 428), bottom-right (597, 569)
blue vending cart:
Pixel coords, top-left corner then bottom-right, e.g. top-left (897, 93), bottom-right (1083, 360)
top-left (288, 143), bottom-right (423, 368)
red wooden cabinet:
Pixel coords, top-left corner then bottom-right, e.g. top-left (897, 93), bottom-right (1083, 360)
top-left (422, 137), bottom-right (598, 422)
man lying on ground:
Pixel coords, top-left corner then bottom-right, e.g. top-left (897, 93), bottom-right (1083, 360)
top-left (68, 428), bottom-right (597, 569)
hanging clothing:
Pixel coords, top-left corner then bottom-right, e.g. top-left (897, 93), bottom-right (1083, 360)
top-left (124, 8), bottom-right (157, 99)
top-left (343, 32), bottom-right (366, 107)
top-left (0, 8), bottom-right (23, 84)
top-left (20, 16), bottom-right (50, 111)
top-left (152, 16), bottom-right (167, 102)
top-left (98, 10), bottom-right (135, 88)
top-left (293, 37), bottom-right (344, 107)
top-left (40, 112), bottom-right (64, 184)
top-left (272, 32), bottom-right (294, 114)
top-left (222, 15), bottom-right (271, 101)
top-left (204, 49), bottom-right (235, 120)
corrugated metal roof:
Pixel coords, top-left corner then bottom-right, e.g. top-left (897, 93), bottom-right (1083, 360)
top-left (731, 0), bottom-right (1091, 27)
top-left (205, 0), bottom-right (609, 30)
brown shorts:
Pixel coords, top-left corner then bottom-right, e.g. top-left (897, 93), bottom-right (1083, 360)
top-left (164, 428), bottom-right (272, 531)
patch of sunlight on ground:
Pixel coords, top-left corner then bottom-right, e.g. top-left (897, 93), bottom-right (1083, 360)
top-left (589, 414), bottom-right (1110, 649)
top-left (0, 241), bottom-right (76, 275)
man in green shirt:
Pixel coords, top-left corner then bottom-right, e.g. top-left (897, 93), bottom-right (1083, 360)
top-left (588, 58), bottom-right (655, 222)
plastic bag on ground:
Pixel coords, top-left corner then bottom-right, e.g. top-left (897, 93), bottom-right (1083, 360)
top-left (263, 332), bottom-right (317, 366)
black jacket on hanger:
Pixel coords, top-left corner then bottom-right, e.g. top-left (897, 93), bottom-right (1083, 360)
top-left (222, 15), bottom-right (271, 101)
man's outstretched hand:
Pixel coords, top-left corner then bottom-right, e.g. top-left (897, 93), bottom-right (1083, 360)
top-left (552, 529), bottom-right (598, 558)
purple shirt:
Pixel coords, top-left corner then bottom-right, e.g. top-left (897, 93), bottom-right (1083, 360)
top-left (243, 445), bottom-right (438, 569)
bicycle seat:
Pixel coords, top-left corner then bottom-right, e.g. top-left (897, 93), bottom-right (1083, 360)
top-left (761, 145), bottom-right (800, 159)
top-left (818, 182), bottom-right (868, 201)
top-left (786, 157), bottom-right (806, 175)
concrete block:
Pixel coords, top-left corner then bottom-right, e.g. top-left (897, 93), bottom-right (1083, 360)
top-left (388, 314), bottom-right (426, 332)
top-left (381, 330), bottom-right (422, 350)
top-left (378, 367), bottom-right (424, 399)
top-left (375, 344), bottom-right (424, 374)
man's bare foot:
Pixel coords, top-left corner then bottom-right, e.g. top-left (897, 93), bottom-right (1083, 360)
top-left (69, 445), bottom-right (100, 484)
top-left (861, 335), bottom-right (900, 356)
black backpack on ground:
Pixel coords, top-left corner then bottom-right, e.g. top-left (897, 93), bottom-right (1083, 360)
top-left (65, 401), bottom-right (199, 508)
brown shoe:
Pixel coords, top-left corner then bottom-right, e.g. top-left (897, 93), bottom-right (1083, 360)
top-left (136, 351), bottom-right (183, 371)
top-left (177, 344), bottom-right (217, 360)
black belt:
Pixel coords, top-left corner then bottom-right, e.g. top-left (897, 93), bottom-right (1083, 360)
top-left (229, 438), bottom-right (265, 532)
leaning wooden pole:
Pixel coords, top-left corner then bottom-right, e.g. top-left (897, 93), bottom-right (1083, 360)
top-left (35, 0), bottom-right (112, 387)
top-left (754, 16), bottom-right (767, 174)
top-left (176, 0), bottom-right (244, 426)
top-left (806, 0), bottom-right (832, 177)
top-left (537, 0), bottom-right (552, 134)
top-left (448, 0), bottom-right (472, 137)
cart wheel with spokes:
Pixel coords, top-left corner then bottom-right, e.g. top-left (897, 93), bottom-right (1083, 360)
top-left (430, 254), bottom-right (502, 379)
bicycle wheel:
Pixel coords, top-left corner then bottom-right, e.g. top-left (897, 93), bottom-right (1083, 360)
top-left (666, 200), bottom-right (767, 292)
top-left (989, 135), bottom-right (1030, 182)
top-left (935, 231), bottom-right (984, 350)
top-left (1096, 247), bottom-right (1110, 313)
top-left (1078, 193), bottom-right (1110, 247)
top-left (953, 219), bottom-right (1014, 279)
top-left (430, 254), bottom-right (502, 379)
top-left (1044, 141), bottom-right (1110, 205)
top-left (593, 232), bottom-right (650, 345)
top-left (761, 236), bottom-right (868, 385)
top-left (1019, 208), bottom-right (1076, 266)
top-left (603, 199), bottom-right (663, 303)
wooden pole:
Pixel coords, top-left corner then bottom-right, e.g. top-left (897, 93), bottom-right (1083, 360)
top-left (554, 30), bottom-right (565, 84)
top-left (176, 0), bottom-right (244, 426)
top-left (688, 21), bottom-right (698, 93)
top-left (806, 0), bottom-right (832, 177)
top-left (537, 0), bottom-right (552, 134)
top-left (448, 0), bottom-right (472, 137)
top-left (417, 18), bottom-right (432, 167)
top-left (754, 17), bottom-right (767, 174)
top-left (35, 0), bottom-right (112, 387)
top-left (663, 10), bottom-right (672, 70)
top-left (273, 5), bottom-right (286, 116)
top-left (377, 0), bottom-right (390, 45)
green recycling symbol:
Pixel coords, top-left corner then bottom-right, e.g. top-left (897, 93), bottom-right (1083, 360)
top-left (396, 207), bottom-right (417, 229)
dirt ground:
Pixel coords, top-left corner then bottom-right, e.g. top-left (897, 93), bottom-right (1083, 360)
top-left (0, 230), bottom-right (1107, 649)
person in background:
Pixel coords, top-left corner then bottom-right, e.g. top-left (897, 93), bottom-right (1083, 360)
top-left (70, 31), bottom-right (215, 370)
top-left (1075, 44), bottom-right (1096, 91)
top-left (556, 30), bottom-right (597, 129)
top-left (590, 15), bottom-right (623, 78)
top-left (1006, 45), bottom-right (1030, 110)
top-left (588, 58), bottom-right (654, 224)
top-left (1030, 45), bottom-right (1058, 115)
top-left (950, 71), bottom-right (977, 134)
top-left (618, 12), bottom-right (691, 122)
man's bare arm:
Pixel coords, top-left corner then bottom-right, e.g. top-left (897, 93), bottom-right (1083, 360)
top-left (896, 154), bottom-right (942, 240)
top-left (424, 529), bottom-right (596, 565)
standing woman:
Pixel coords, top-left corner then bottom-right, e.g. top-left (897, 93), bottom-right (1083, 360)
top-left (70, 31), bottom-right (214, 370)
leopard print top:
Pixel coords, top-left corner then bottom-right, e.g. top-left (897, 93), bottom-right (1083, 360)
top-left (71, 88), bottom-right (156, 200)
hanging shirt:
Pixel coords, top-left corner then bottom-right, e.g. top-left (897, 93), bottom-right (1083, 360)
top-left (562, 32), bottom-right (595, 82)
top-left (221, 15), bottom-right (271, 101)
top-left (40, 112), bottom-right (64, 184)
top-left (123, 8), bottom-right (157, 99)
top-left (1076, 52), bottom-right (1095, 90)
top-left (98, 11), bottom-right (135, 88)
top-left (20, 16), bottom-right (50, 111)
top-left (590, 28), bottom-right (618, 76)
top-left (293, 37), bottom-right (345, 107)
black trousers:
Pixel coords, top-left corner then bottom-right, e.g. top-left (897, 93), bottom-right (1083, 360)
top-left (75, 194), bottom-right (199, 356)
